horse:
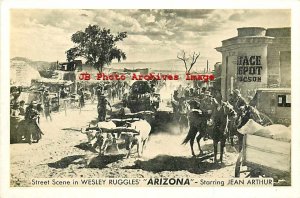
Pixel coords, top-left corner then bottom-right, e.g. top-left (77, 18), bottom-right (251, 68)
top-left (182, 97), bottom-right (237, 163)
top-left (210, 100), bottom-right (237, 163)
top-left (182, 99), bottom-right (211, 157)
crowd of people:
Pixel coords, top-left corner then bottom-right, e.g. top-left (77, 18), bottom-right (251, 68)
top-left (9, 78), bottom-right (160, 145)
top-left (10, 90), bottom-right (44, 144)
top-left (90, 81), bottom-right (129, 103)
top-left (11, 78), bottom-right (252, 146)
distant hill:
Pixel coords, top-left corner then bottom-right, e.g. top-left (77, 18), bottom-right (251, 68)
top-left (11, 57), bottom-right (56, 71)
top-left (11, 57), bottom-right (206, 72)
top-left (110, 59), bottom-right (187, 72)
top-left (11, 57), bottom-right (32, 62)
top-left (11, 57), bottom-right (57, 78)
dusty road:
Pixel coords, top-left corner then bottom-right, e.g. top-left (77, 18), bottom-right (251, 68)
top-left (10, 102), bottom-right (239, 187)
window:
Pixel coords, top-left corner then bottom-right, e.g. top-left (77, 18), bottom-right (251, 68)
top-left (278, 94), bottom-right (291, 107)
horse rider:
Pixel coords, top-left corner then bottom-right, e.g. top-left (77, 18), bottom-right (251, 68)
top-left (196, 87), bottom-right (206, 100)
top-left (97, 93), bottom-right (112, 121)
top-left (231, 89), bottom-right (248, 127)
top-left (231, 89), bottom-right (247, 115)
top-left (199, 91), bottom-right (215, 114)
top-left (177, 85), bottom-right (184, 100)
top-left (196, 91), bottom-right (214, 140)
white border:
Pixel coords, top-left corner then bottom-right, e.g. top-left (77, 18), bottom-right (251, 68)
top-left (1, 0), bottom-right (300, 197)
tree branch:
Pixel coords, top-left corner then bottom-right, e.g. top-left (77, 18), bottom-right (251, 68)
top-left (188, 52), bottom-right (200, 73)
top-left (177, 51), bottom-right (188, 73)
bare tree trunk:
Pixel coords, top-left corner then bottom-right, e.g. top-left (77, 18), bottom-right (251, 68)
top-left (177, 50), bottom-right (200, 74)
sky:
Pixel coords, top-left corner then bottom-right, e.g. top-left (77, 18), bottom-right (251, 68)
top-left (10, 9), bottom-right (291, 67)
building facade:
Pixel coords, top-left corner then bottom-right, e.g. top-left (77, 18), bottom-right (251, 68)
top-left (215, 27), bottom-right (291, 100)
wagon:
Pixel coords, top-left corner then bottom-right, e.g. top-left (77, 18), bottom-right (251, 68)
top-left (234, 134), bottom-right (291, 185)
top-left (125, 81), bottom-right (160, 113)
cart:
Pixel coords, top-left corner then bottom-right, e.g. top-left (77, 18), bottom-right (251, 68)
top-left (234, 134), bottom-right (291, 185)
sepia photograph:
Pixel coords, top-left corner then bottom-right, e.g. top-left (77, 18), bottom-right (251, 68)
top-left (1, 1), bottom-right (300, 197)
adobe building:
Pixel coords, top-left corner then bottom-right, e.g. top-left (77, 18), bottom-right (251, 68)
top-left (215, 27), bottom-right (291, 100)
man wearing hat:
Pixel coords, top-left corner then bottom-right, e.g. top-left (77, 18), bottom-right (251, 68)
top-left (97, 93), bottom-right (112, 121)
top-left (231, 89), bottom-right (247, 116)
top-left (196, 90), bottom-right (215, 141)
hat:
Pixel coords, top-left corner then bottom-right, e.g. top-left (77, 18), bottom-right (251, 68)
top-left (31, 101), bottom-right (37, 105)
top-left (233, 89), bottom-right (241, 96)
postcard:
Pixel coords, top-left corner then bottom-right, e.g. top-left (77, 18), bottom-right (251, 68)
top-left (1, 1), bottom-right (300, 197)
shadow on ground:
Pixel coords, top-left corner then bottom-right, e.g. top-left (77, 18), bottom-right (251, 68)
top-left (87, 154), bottom-right (126, 168)
top-left (122, 155), bottom-right (226, 174)
top-left (48, 153), bottom-right (126, 169)
top-left (48, 155), bottom-right (86, 168)
top-left (75, 142), bottom-right (98, 153)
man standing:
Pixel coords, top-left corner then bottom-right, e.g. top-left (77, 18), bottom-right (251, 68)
top-left (78, 88), bottom-right (85, 108)
top-left (59, 86), bottom-right (69, 114)
top-left (19, 100), bottom-right (26, 116)
top-left (43, 91), bottom-right (52, 121)
top-left (97, 94), bottom-right (112, 121)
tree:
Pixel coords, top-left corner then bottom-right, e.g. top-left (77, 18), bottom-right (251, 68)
top-left (66, 25), bottom-right (127, 72)
top-left (177, 50), bottom-right (200, 74)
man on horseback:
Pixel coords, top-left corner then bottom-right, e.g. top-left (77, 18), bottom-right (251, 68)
top-left (230, 89), bottom-right (256, 151)
top-left (211, 93), bottom-right (237, 163)
top-left (231, 89), bottom-right (247, 115)
top-left (198, 91), bottom-right (215, 140)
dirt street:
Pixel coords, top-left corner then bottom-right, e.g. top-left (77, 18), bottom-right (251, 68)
top-left (10, 102), bottom-right (239, 187)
